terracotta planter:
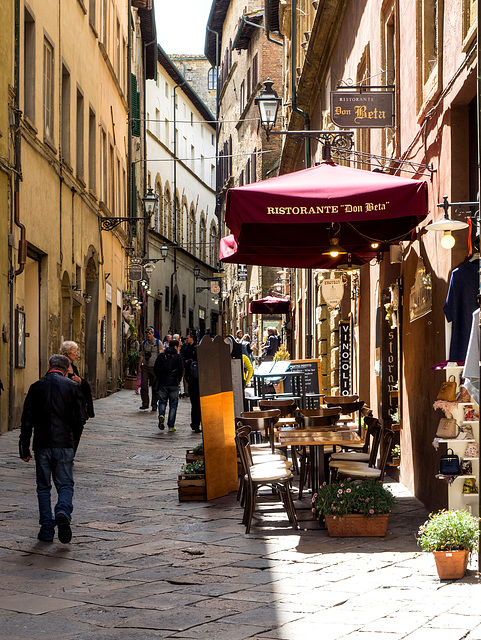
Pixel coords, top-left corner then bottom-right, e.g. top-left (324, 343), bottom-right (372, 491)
top-left (433, 549), bottom-right (469, 579)
top-left (325, 513), bottom-right (390, 537)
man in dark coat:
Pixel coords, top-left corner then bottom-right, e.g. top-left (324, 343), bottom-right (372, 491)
top-left (182, 333), bottom-right (201, 433)
top-left (19, 354), bottom-right (88, 543)
top-left (154, 339), bottom-right (184, 432)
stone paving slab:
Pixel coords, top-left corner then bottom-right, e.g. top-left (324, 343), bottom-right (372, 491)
top-left (0, 389), bottom-right (479, 639)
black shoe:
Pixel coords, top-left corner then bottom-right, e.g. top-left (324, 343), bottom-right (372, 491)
top-left (37, 527), bottom-right (54, 542)
top-left (193, 429), bottom-right (201, 434)
top-left (139, 405), bottom-right (149, 410)
top-left (151, 407), bottom-right (157, 412)
top-left (158, 415), bottom-right (165, 430)
top-left (56, 513), bottom-right (72, 544)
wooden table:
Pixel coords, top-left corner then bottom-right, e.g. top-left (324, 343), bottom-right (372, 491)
top-left (277, 428), bottom-right (363, 492)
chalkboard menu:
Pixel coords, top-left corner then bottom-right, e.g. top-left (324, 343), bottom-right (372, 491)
top-left (283, 359), bottom-right (322, 409)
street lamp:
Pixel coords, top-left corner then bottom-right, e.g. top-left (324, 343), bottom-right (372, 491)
top-left (100, 188), bottom-right (158, 231)
top-left (425, 196), bottom-right (470, 249)
top-left (193, 264), bottom-right (201, 279)
top-left (255, 79), bottom-right (282, 139)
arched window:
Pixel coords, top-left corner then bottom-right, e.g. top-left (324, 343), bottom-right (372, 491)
top-left (155, 181), bottom-right (162, 234)
top-left (207, 67), bottom-right (217, 91)
top-left (188, 208), bottom-right (196, 255)
top-left (209, 223), bottom-right (217, 266)
top-left (164, 188), bottom-right (171, 239)
top-left (199, 216), bottom-right (206, 262)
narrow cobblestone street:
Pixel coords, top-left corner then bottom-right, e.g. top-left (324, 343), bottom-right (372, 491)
top-left (0, 390), bottom-right (480, 639)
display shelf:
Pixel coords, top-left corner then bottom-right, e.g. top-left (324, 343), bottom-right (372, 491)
top-left (434, 365), bottom-right (479, 517)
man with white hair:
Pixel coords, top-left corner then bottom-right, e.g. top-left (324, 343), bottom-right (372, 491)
top-left (19, 354), bottom-right (87, 543)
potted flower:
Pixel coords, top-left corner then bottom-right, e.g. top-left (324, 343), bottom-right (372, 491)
top-left (391, 444), bottom-right (401, 466)
top-left (417, 509), bottom-right (479, 579)
top-left (312, 479), bottom-right (396, 537)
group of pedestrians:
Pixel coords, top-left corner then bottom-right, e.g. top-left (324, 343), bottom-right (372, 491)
top-left (138, 328), bottom-right (201, 434)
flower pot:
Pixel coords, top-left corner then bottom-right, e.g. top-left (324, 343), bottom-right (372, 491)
top-left (433, 550), bottom-right (469, 579)
top-left (325, 513), bottom-right (390, 537)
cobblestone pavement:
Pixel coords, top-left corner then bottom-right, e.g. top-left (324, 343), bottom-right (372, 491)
top-left (0, 389), bottom-right (480, 640)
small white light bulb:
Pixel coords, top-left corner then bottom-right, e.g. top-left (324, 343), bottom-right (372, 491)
top-left (440, 231), bottom-right (455, 249)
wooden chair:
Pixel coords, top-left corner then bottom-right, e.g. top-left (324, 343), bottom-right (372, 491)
top-left (325, 396), bottom-right (364, 433)
top-left (258, 399), bottom-right (299, 472)
top-left (236, 431), bottom-right (299, 534)
top-left (332, 429), bottom-right (394, 482)
top-left (239, 409), bottom-right (281, 454)
top-left (329, 417), bottom-right (382, 482)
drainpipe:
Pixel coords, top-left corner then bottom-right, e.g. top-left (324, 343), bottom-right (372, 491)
top-left (10, 0), bottom-right (25, 428)
top-left (291, 0), bottom-right (312, 358)
top-left (263, 2), bottom-right (284, 46)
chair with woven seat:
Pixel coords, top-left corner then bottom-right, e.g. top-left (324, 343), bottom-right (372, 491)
top-left (236, 431), bottom-right (299, 534)
top-left (331, 429), bottom-right (394, 482)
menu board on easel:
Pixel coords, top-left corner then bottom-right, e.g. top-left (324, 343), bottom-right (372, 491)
top-left (283, 359), bottom-right (322, 408)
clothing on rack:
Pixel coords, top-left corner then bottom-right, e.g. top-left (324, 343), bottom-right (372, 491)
top-left (463, 308), bottom-right (480, 405)
top-left (443, 259), bottom-right (479, 361)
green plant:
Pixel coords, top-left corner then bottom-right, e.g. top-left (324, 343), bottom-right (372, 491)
top-left (116, 376), bottom-right (124, 388)
top-left (106, 377), bottom-right (114, 390)
top-left (182, 460), bottom-right (205, 477)
top-left (391, 444), bottom-right (401, 458)
top-left (312, 479), bottom-right (396, 520)
top-left (128, 321), bottom-right (137, 341)
top-left (192, 443), bottom-right (204, 456)
top-left (126, 349), bottom-right (141, 375)
top-left (417, 509), bottom-right (479, 553)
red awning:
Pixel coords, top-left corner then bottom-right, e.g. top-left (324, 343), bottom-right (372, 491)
top-left (220, 162), bottom-right (428, 269)
top-left (248, 296), bottom-right (292, 314)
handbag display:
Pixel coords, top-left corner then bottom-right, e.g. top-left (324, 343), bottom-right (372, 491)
top-left (436, 418), bottom-right (458, 439)
top-left (437, 375), bottom-right (457, 402)
top-left (464, 442), bottom-right (479, 458)
top-left (439, 448), bottom-right (461, 475)
top-left (462, 478), bottom-right (478, 494)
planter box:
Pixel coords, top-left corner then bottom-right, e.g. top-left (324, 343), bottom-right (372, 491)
top-left (178, 474), bottom-right (206, 501)
top-left (124, 375), bottom-right (138, 390)
top-left (185, 450), bottom-right (204, 463)
top-left (433, 549), bottom-right (469, 579)
top-left (325, 513), bottom-right (390, 537)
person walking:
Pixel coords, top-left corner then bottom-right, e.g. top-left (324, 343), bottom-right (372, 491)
top-left (182, 333), bottom-right (201, 433)
top-left (60, 340), bottom-right (95, 415)
top-left (262, 327), bottom-right (280, 359)
top-left (19, 354), bottom-right (88, 543)
top-left (139, 327), bottom-right (162, 411)
top-left (154, 339), bottom-right (184, 432)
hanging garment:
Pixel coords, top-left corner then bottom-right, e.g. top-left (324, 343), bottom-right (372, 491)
top-left (463, 308), bottom-right (480, 405)
top-left (443, 259), bottom-right (479, 361)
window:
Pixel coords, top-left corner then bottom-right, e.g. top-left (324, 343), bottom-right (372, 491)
top-left (155, 181), bottom-right (162, 233)
top-left (116, 18), bottom-right (120, 79)
top-left (190, 111), bottom-right (194, 126)
top-left (155, 108), bottom-right (160, 139)
top-left (200, 217), bottom-right (206, 262)
top-left (252, 53), bottom-right (258, 91)
top-left (210, 164), bottom-right (215, 190)
top-left (101, 0), bottom-right (108, 46)
top-left (164, 118), bottom-right (169, 145)
top-left (76, 89), bottom-right (84, 179)
top-left (61, 66), bottom-right (71, 164)
top-left (165, 81), bottom-right (169, 98)
top-left (100, 128), bottom-right (107, 203)
top-left (207, 67), bottom-right (217, 91)
top-left (164, 188), bottom-right (171, 238)
top-left (24, 8), bottom-right (35, 123)
top-left (188, 208), bottom-right (195, 254)
top-left (462, 0), bottom-right (477, 49)
top-left (209, 223), bottom-right (217, 265)
top-left (190, 144), bottom-right (195, 170)
top-left (200, 154), bottom-right (205, 183)
top-left (43, 38), bottom-right (54, 142)
top-left (89, 0), bottom-right (96, 29)
top-left (116, 157), bottom-right (120, 216)
top-left (240, 80), bottom-right (245, 114)
top-left (88, 108), bottom-right (96, 191)
top-left (416, 0), bottom-right (442, 112)
top-left (381, 1), bottom-right (397, 156)
top-left (109, 143), bottom-right (114, 211)
top-left (247, 67), bottom-right (251, 101)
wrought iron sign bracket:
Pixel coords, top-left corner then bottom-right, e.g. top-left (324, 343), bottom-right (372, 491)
top-left (100, 216), bottom-right (150, 231)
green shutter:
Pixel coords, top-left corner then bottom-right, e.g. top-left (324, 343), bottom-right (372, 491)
top-left (131, 167), bottom-right (137, 237)
top-left (131, 73), bottom-right (140, 137)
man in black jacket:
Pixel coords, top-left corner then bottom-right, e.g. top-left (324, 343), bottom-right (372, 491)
top-left (154, 339), bottom-right (184, 432)
top-left (182, 333), bottom-right (201, 433)
top-left (19, 354), bottom-right (88, 543)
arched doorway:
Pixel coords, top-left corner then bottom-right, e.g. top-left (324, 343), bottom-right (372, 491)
top-left (60, 271), bottom-right (72, 343)
top-left (171, 285), bottom-right (181, 334)
top-left (84, 251), bottom-right (99, 394)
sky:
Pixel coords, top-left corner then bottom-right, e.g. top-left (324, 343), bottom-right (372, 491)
top-left (154, 0), bottom-right (213, 55)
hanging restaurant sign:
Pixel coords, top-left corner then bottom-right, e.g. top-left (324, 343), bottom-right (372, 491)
top-left (321, 278), bottom-right (344, 308)
top-left (330, 91), bottom-right (394, 128)
top-left (237, 264), bottom-right (248, 281)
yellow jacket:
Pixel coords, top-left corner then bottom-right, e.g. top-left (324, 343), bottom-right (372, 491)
top-left (242, 354), bottom-right (253, 385)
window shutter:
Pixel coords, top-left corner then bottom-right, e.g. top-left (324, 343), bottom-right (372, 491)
top-left (131, 73), bottom-right (140, 137)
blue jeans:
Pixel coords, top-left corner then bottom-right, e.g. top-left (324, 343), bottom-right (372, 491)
top-left (158, 386), bottom-right (180, 429)
top-left (35, 448), bottom-right (75, 531)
